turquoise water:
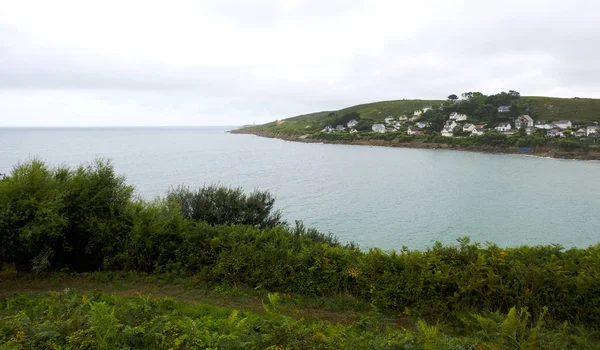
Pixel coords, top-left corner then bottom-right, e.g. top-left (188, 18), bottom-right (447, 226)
top-left (1, 127), bottom-right (599, 250)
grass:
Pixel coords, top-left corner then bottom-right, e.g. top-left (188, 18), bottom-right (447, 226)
top-left (0, 272), bottom-right (373, 325)
top-left (520, 97), bottom-right (600, 123)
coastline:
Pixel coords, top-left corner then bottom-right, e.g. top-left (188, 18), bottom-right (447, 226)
top-left (230, 129), bottom-right (600, 161)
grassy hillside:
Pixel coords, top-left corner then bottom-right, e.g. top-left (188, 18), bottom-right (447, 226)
top-left (247, 99), bottom-right (444, 134)
top-left (238, 96), bottom-right (600, 134)
top-left (520, 96), bottom-right (600, 122)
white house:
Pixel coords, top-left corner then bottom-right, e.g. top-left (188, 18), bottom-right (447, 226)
top-left (495, 122), bottom-right (512, 132)
top-left (392, 121), bottom-right (402, 129)
top-left (398, 115), bottom-right (408, 121)
top-left (422, 106), bottom-right (433, 113)
top-left (515, 115), bottom-right (534, 129)
top-left (349, 129), bottom-right (358, 134)
top-left (413, 110), bottom-right (423, 116)
top-left (416, 121), bottom-right (429, 128)
top-left (384, 117), bottom-right (394, 125)
top-left (575, 128), bottom-right (587, 137)
top-left (471, 128), bottom-right (485, 136)
top-left (441, 126), bottom-right (454, 137)
top-left (336, 125), bottom-right (346, 131)
top-left (445, 120), bottom-right (457, 129)
top-left (449, 112), bottom-right (468, 121)
top-left (407, 126), bottom-right (422, 135)
top-left (321, 126), bottom-right (333, 133)
top-left (547, 128), bottom-right (563, 137)
top-left (347, 119), bottom-right (358, 128)
top-left (463, 123), bottom-right (476, 132)
top-left (552, 120), bottom-right (572, 129)
top-left (587, 125), bottom-right (599, 136)
top-left (409, 115), bottom-right (421, 122)
top-left (497, 106), bottom-right (511, 113)
top-left (535, 121), bottom-right (554, 130)
top-left (372, 124), bottom-right (386, 133)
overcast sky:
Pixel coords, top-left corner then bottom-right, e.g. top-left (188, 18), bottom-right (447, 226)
top-left (1, 0), bottom-right (598, 126)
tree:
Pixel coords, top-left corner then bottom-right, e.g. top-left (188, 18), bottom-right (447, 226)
top-left (167, 185), bottom-right (285, 229)
top-left (447, 94), bottom-right (458, 102)
top-left (354, 119), bottom-right (372, 131)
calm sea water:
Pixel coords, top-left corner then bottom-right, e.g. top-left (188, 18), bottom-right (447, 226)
top-left (1, 127), bottom-right (599, 250)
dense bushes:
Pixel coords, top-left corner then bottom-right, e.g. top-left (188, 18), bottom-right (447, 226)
top-left (2, 160), bottom-right (600, 329)
top-left (0, 159), bottom-right (134, 272)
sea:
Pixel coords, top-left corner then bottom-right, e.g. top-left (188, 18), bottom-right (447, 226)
top-left (1, 126), bottom-right (599, 251)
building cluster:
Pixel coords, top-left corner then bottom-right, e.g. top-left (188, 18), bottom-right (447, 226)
top-left (320, 105), bottom-right (599, 139)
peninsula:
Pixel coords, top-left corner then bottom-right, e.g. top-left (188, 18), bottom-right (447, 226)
top-left (232, 91), bottom-right (600, 160)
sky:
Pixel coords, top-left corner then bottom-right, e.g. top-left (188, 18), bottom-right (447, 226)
top-left (0, 0), bottom-right (599, 126)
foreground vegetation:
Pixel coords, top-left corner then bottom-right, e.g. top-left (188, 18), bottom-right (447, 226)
top-left (1, 159), bottom-right (600, 348)
top-left (2, 278), bottom-right (598, 349)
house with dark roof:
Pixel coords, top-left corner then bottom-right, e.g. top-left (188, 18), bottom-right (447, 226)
top-left (336, 125), bottom-right (346, 131)
top-left (497, 106), bottom-right (511, 113)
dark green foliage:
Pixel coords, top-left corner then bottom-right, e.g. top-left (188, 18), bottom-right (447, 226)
top-left (354, 119), bottom-right (372, 131)
top-left (321, 111), bottom-right (360, 129)
top-left (0, 159), bottom-right (133, 272)
top-left (166, 185), bottom-right (285, 228)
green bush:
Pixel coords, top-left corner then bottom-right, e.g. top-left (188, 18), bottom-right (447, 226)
top-left (0, 159), bottom-right (133, 272)
top-left (166, 185), bottom-right (285, 228)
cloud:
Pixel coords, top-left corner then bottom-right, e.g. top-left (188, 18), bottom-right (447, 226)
top-left (0, 0), bottom-right (598, 126)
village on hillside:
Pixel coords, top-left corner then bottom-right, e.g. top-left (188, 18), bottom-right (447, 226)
top-left (319, 92), bottom-right (600, 140)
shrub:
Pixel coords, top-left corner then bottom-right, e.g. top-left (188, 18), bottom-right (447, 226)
top-left (166, 185), bottom-right (285, 228)
top-left (0, 159), bottom-right (133, 272)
